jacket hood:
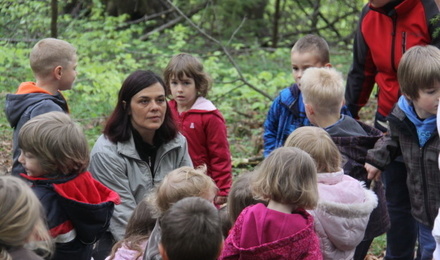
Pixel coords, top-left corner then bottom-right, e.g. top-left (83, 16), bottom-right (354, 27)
top-left (191, 96), bottom-right (217, 111)
top-left (226, 205), bottom-right (321, 259)
top-left (169, 97), bottom-right (217, 113)
top-left (5, 82), bottom-right (67, 128)
top-left (317, 172), bottom-right (378, 217)
top-left (22, 171), bottom-right (120, 244)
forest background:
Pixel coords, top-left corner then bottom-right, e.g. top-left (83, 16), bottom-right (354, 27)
top-left (0, 0), bottom-right (383, 257)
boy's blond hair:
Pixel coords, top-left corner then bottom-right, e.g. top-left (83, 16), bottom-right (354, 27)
top-left (285, 126), bottom-right (341, 173)
top-left (252, 147), bottom-right (318, 209)
top-left (153, 165), bottom-right (218, 215)
top-left (300, 67), bottom-right (345, 116)
top-left (30, 38), bottom-right (77, 78)
top-left (291, 34), bottom-right (330, 64)
top-left (18, 111), bottom-right (89, 176)
top-left (397, 45), bottom-right (440, 100)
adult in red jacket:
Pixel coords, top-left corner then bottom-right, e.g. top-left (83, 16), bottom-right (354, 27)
top-left (345, 0), bottom-right (440, 259)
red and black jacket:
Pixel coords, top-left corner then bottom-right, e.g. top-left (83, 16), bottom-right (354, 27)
top-left (21, 171), bottom-right (120, 260)
top-left (345, 0), bottom-right (440, 119)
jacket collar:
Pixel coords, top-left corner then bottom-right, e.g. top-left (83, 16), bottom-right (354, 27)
top-left (369, 0), bottom-right (417, 16)
top-left (117, 132), bottom-right (183, 160)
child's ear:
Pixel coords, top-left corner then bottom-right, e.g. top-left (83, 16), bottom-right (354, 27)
top-left (305, 103), bottom-right (314, 115)
top-left (54, 66), bottom-right (63, 80)
top-left (159, 243), bottom-right (169, 260)
top-left (324, 63), bottom-right (332, 68)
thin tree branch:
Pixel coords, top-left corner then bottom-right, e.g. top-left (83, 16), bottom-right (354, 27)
top-left (227, 16), bottom-right (247, 46)
top-left (164, 0), bottom-right (273, 101)
top-left (121, 8), bottom-right (174, 27)
top-left (138, 3), bottom-right (205, 41)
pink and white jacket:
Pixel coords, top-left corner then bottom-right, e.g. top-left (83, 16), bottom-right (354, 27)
top-left (309, 170), bottom-right (378, 260)
top-left (169, 97), bottom-right (232, 197)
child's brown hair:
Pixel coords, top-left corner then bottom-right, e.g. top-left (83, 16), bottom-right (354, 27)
top-left (227, 171), bottom-right (266, 224)
top-left (252, 147), bottom-right (318, 209)
top-left (163, 53), bottom-right (212, 97)
top-left (159, 197), bottom-right (223, 260)
top-left (18, 111), bottom-right (89, 176)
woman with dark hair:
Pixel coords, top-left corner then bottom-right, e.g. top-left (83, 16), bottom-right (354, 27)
top-left (89, 70), bottom-right (192, 259)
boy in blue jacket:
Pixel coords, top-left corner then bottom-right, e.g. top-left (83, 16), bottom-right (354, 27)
top-left (263, 34), bottom-right (350, 157)
top-left (18, 111), bottom-right (120, 260)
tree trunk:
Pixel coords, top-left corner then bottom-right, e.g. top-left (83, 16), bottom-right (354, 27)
top-left (271, 0), bottom-right (281, 48)
top-left (51, 0), bottom-right (58, 38)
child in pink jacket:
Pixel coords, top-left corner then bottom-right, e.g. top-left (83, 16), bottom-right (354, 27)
top-left (286, 126), bottom-right (377, 259)
top-left (220, 147), bottom-right (322, 259)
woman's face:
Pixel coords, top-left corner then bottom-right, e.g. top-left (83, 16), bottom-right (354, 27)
top-left (129, 83), bottom-right (167, 141)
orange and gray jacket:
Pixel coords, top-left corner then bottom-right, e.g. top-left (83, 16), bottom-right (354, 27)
top-left (5, 82), bottom-right (69, 175)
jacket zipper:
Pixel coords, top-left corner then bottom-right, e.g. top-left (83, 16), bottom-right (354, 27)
top-left (402, 31), bottom-right (407, 54)
top-left (420, 142), bottom-right (434, 225)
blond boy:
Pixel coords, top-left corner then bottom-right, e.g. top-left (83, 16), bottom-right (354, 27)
top-left (262, 34), bottom-right (351, 157)
top-left (5, 38), bottom-right (77, 176)
top-left (300, 67), bottom-right (389, 259)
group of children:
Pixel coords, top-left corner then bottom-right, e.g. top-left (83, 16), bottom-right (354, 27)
top-left (3, 29), bottom-right (440, 260)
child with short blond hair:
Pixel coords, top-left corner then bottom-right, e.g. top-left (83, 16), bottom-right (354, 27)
top-left (366, 45), bottom-right (440, 258)
top-left (220, 147), bottom-right (322, 259)
top-left (300, 67), bottom-right (388, 259)
top-left (6, 38), bottom-right (77, 176)
top-left (18, 111), bottom-right (120, 260)
top-left (285, 126), bottom-right (377, 259)
top-left (159, 197), bottom-right (223, 260)
top-left (144, 165), bottom-right (218, 260)
top-left (263, 34), bottom-right (351, 157)
top-left (164, 53), bottom-right (232, 206)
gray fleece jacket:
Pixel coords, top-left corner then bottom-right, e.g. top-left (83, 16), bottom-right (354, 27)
top-left (89, 133), bottom-right (192, 240)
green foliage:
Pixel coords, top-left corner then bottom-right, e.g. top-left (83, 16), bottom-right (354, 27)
top-left (0, 0), bottom-right (364, 165)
